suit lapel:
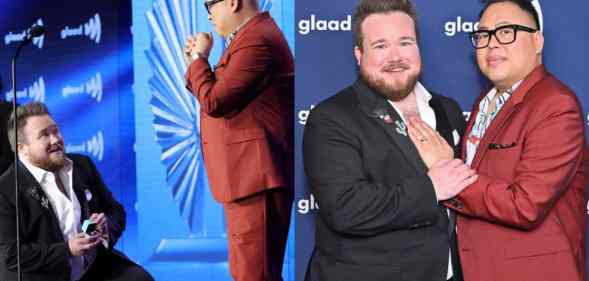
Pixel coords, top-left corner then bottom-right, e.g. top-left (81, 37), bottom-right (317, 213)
top-left (429, 97), bottom-right (457, 155)
top-left (17, 163), bottom-right (64, 238)
top-left (428, 97), bottom-right (461, 234)
top-left (468, 66), bottom-right (548, 169)
top-left (72, 163), bottom-right (90, 222)
top-left (354, 80), bottom-right (428, 173)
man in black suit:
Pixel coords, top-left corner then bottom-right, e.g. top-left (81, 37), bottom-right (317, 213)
top-left (0, 102), bottom-right (153, 281)
top-left (0, 101), bottom-right (13, 174)
top-left (302, 0), bottom-right (478, 280)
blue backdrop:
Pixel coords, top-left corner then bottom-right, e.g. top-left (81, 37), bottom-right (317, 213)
top-left (294, 1), bottom-right (589, 280)
top-left (1, 0), bottom-right (294, 281)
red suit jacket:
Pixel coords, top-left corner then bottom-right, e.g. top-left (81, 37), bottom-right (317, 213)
top-left (448, 66), bottom-right (589, 281)
top-left (185, 12), bottom-right (294, 203)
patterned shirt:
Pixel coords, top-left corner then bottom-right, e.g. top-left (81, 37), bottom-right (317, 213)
top-left (466, 81), bottom-right (522, 166)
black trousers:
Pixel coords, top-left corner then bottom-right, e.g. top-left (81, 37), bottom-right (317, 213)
top-left (79, 251), bottom-right (154, 281)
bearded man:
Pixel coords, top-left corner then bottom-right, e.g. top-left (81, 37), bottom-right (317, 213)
top-left (302, 0), bottom-right (477, 280)
top-left (0, 102), bottom-right (153, 281)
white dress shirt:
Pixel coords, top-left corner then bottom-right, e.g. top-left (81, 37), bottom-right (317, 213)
top-left (21, 158), bottom-right (92, 281)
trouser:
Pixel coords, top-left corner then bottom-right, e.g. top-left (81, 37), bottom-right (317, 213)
top-left (224, 188), bottom-right (293, 281)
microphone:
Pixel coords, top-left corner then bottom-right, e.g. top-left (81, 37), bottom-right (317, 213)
top-left (27, 24), bottom-right (45, 39)
top-left (11, 22), bottom-right (45, 281)
top-left (14, 24), bottom-right (44, 60)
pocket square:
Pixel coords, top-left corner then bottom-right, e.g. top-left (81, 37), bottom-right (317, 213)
top-left (488, 142), bottom-right (517, 150)
top-left (84, 189), bottom-right (93, 202)
top-left (452, 129), bottom-right (460, 146)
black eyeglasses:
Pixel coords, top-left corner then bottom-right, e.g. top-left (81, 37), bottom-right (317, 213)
top-left (470, 24), bottom-right (537, 49)
top-left (204, 0), bottom-right (224, 15)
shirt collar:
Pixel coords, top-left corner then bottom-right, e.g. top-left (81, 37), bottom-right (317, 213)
top-left (486, 80), bottom-right (523, 99)
top-left (226, 13), bottom-right (258, 46)
top-left (387, 81), bottom-right (435, 126)
top-left (21, 157), bottom-right (73, 184)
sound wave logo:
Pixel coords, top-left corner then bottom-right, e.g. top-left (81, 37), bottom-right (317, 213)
top-left (32, 19), bottom-right (45, 49)
top-left (4, 19), bottom-right (44, 49)
top-left (5, 76), bottom-right (45, 103)
top-left (86, 131), bottom-right (104, 161)
top-left (84, 14), bottom-right (102, 44)
top-left (62, 72), bottom-right (103, 102)
top-left (61, 13), bottom-right (101, 44)
top-left (66, 131), bottom-right (104, 161)
top-left (85, 72), bottom-right (103, 102)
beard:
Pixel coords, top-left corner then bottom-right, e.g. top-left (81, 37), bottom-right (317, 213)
top-left (360, 62), bottom-right (419, 102)
top-left (29, 146), bottom-right (66, 172)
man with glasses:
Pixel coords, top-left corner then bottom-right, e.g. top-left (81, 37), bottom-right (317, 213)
top-left (183, 1), bottom-right (294, 281)
top-left (407, 1), bottom-right (588, 280)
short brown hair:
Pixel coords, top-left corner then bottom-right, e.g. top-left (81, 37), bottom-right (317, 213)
top-left (352, 0), bottom-right (419, 50)
top-left (7, 102), bottom-right (51, 152)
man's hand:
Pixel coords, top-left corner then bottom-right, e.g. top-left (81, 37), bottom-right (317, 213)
top-left (68, 233), bottom-right (100, 257)
top-left (184, 32), bottom-right (214, 65)
top-left (428, 159), bottom-right (478, 201)
top-left (90, 213), bottom-right (109, 248)
top-left (407, 117), bottom-right (454, 168)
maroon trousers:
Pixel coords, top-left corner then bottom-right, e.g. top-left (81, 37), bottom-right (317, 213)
top-left (224, 189), bottom-right (293, 281)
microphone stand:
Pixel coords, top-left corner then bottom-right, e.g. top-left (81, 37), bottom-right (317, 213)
top-left (11, 34), bottom-right (32, 281)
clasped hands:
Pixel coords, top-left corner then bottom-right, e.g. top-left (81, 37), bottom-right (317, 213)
top-left (184, 32), bottom-right (214, 65)
top-left (406, 118), bottom-right (478, 201)
top-left (68, 213), bottom-right (109, 257)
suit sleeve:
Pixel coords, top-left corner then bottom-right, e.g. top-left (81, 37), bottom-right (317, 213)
top-left (83, 156), bottom-right (126, 248)
top-left (0, 191), bottom-right (70, 273)
top-left (303, 109), bottom-right (440, 237)
top-left (452, 94), bottom-right (587, 230)
top-left (185, 35), bottom-right (272, 118)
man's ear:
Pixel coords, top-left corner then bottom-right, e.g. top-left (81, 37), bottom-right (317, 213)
top-left (354, 45), bottom-right (363, 66)
top-left (17, 142), bottom-right (27, 157)
top-left (229, 0), bottom-right (241, 12)
top-left (534, 31), bottom-right (544, 55)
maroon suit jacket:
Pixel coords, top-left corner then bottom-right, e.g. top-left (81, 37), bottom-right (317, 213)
top-left (448, 66), bottom-right (589, 281)
top-left (185, 12), bottom-right (294, 203)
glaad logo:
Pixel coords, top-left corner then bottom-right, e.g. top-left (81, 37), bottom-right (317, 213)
top-left (4, 19), bottom-right (45, 49)
top-left (463, 111), bottom-right (471, 121)
top-left (586, 113), bottom-right (589, 127)
top-left (61, 13), bottom-right (102, 44)
top-left (5, 76), bottom-right (45, 103)
top-left (62, 72), bottom-right (103, 102)
top-left (297, 194), bottom-right (319, 214)
top-left (444, 17), bottom-right (479, 37)
top-left (298, 105), bottom-right (315, 125)
top-left (66, 131), bottom-right (104, 161)
top-left (298, 14), bottom-right (351, 35)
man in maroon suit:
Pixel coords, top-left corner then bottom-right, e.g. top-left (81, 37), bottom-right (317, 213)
top-left (183, 0), bottom-right (294, 280)
top-left (407, 1), bottom-right (589, 281)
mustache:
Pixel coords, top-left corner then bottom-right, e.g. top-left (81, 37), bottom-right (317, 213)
top-left (381, 62), bottom-right (410, 72)
top-left (48, 144), bottom-right (64, 153)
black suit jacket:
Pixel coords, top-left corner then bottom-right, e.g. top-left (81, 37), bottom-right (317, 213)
top-left (303, 79), bottom-right (466, 281)
top-left (0, 101), bottom-right (13, 175)
top-left (0, 154), bottom-right (128, 281)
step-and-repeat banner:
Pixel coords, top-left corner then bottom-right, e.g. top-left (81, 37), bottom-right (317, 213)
top-left (2, 1), bottom-right (294, 281)
top-left (294, 1), bottom-right (589, 280)
top-left (0, 0), bottom-right (136, 258)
